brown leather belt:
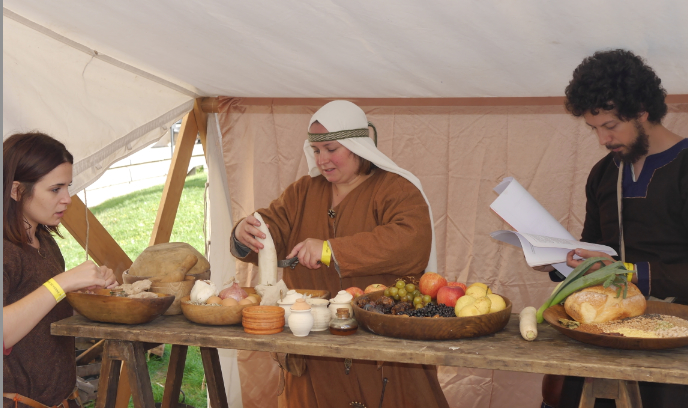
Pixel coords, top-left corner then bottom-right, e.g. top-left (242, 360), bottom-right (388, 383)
top-left (3, 388), bottom-right (80, 408)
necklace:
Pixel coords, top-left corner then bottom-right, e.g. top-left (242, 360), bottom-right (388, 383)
top-left (36, 246), bottom-right (47, 259)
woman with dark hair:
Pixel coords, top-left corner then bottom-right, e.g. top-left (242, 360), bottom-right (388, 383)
top-left (3, 132), bottom-right (117, 408)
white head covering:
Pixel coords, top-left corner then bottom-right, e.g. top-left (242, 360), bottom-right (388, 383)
top-left (303, 100), bottom-right (438, 272)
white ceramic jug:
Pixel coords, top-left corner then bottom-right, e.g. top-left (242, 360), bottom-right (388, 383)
top-left (307, 299), bottom-right (331, 331)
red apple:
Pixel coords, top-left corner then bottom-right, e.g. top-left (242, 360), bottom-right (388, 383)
top-left (437, 285), bottom-right (465, 308)
top-left (419, 272), bottom-right (448, 299)
top-left (364, 284), bottom-right (387, 294)
top-left (447, 282), bottom-right (467, 292)
top-left (345, 287), bottom-right (364, 299)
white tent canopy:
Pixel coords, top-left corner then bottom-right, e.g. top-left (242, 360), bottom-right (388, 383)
top-left (5, 1), bottom-right (688, 191)
top-left (4, 2), bottom-right (688, 408)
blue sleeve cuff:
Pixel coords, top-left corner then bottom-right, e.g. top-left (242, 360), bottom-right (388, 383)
top-left (635, 262), bottom-right (650, 296)
top-left (549, 270), bottom-right (566, 282)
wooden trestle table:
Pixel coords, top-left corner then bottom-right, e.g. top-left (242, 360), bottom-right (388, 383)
top-left (52, 314), bottom-right (688, 408)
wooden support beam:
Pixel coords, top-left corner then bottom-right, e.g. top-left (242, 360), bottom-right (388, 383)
top-left (200, 97), bottom-right (219, 113)
top-left (61, 196), bottom-right (132, 283)
top-left (200, 347), bottom-right (229, 408)
top-left (161, 345), bottom-right (188, 408)
top-left (194, 98), bottom-right (208, 154)
top-left (149, 110), bottom-right (199, 246)
top-left (199, 94), bottom-right (688, 112)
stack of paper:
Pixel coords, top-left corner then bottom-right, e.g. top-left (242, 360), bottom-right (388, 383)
top-left (489, 178), bottom-right (616, 276)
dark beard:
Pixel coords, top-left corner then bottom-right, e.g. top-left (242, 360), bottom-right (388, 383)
top-left (611, 122), bottom-right (650, 164)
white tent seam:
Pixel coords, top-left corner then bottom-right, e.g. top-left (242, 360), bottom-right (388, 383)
top-left (3, 7), bottom-right (199, 99)
top-left (71, 99), bottom-right (195, 194)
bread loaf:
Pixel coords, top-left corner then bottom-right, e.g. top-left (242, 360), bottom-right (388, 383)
top-left (564, 283), bottom-right (646, 324)
top-left (129, 242), bottom-right (210, 277)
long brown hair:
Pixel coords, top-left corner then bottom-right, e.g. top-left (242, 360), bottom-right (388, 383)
top-left (3, 132), bottom-right (73, 245)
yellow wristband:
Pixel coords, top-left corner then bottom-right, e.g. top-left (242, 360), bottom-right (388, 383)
top-left (623, 262), bottom-right (634, 271)
top-left (43, 278), bottom-right (66, 303)
top-left (321, 241), bottom-right (332, 267)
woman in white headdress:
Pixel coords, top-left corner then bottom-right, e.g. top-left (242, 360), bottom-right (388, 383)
top-left (232, 101), bottom-right (447, 408)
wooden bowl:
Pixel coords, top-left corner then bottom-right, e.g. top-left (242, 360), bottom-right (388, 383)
top-left (122, 269), bottom-right (211, 284)
top-left (150, 276), bottom-right (196, 316)
top-left (242, 306), bottom-right (285, 334)
top-left (543, 301), bottom-right (688, 350)
top-left (243, 287), bottom-right (330, 300)
top-left (66, 289), bottom-right (174, 325)
top-left (352, 291), bottom-right (512, 340)
top-left (180, 296), bottom-right (251, 326)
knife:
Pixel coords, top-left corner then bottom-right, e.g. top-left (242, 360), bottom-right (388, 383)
top-left (277, 257), bottom-right (299, 269)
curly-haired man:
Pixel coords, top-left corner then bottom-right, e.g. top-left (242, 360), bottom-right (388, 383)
top-left (538, 49), bottom-right (687, 408)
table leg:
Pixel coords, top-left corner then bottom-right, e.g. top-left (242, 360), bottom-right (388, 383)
top-left (96, 340), bottom-right (155, 408)
top-left (161, 344), bottom-right (188, 408)
top-left (578, 378), bottom-right (643, 408)
top-left (200, 347), bottom-right (229, 408)
top-left (114, 363), bottom-right (131, 408)
top-left (96, 341), bottom-right (122, 408)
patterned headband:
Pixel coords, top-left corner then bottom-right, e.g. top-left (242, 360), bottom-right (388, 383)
top-left (308, 122), bottom-right (378, 146)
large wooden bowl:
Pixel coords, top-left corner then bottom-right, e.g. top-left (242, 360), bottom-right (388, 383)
top-left (353, 291), bottom-right (512, 340)
top-left (66, 289), bottom-right (174, 325)
top-left (543, 301), bottom-right (688, 350)
top-left (180, 296), bottom-right (251, 326)
top-left (150, 276), bottom-right (196, 316)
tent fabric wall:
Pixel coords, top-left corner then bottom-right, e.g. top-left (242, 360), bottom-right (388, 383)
top-left (2, 9), bottom-right (195, 194)
top-left (217, 97), bottom-right (688, 408)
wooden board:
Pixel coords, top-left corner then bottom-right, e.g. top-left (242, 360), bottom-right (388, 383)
top-left (149, 109), bottom-right (198, 246)
top-left (61, 195), bottom-right (132, 283)
top-left (51, 314), bottom-right (688, 385)
top-left (543, 301), bottom-right (688, 350)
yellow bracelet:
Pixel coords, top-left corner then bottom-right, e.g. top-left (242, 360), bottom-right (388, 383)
top-left (321, 241), bottom-right (332, 267)
top-left (43, 278), bottom-right (66, 303)
top-left (623, 263), bottom-right (635, 282)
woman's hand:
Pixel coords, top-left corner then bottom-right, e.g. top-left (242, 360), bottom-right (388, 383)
top-left (55, 261), bottom-right (118, 292)
top-left (566, 249), bottom-right (615, 274)
top-left (287, 239), bottom-right (324, 270)
top-left (236, 215), bottom-right (269, 253)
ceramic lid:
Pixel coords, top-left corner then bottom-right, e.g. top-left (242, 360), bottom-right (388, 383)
top-left (306, 298), bottom-right (329, 306)
top-left (280, 289), bottom-right (303, 304)
top-left (330, 290), bottom-right (353, 304)
top-left (290, 298), bottom-right (311, 310)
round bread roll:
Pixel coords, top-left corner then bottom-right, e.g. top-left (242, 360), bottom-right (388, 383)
top-left (129, 242), bottom-right (210, 277)
top-left (564, 283), bottom-right (646, 324)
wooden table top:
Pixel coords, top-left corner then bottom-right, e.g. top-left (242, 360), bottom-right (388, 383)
top-left (52, 314), bottom-right (688, 385)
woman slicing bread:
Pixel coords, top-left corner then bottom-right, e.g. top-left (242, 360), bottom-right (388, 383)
top-left (231, 101), bottom-right (448, 408)
top-left (3, 132), bottom-right (118, 408)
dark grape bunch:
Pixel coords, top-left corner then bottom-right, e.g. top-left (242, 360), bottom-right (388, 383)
top-left (399, 303), bottom-right (456, 318)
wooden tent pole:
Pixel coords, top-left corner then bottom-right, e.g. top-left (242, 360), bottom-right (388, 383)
top-left (198, 94), bottom-right (688, 113)
top-left (193, 98), bottom-right (208, 152)
top-left (149, 109), bottom-right (199, 246)
top-left (61, 196), bottom-right (132, 283)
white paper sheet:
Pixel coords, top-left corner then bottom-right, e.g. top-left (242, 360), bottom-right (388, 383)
top-left (490, 230), bottom-right (617, 267)
top-left (489, 178), bottom-right (616, 275)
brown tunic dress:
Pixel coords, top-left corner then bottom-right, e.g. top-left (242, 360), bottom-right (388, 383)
top-left (3, 233), bottom-right (77, 408)
top-left (235, 170), bottom-right (449, 408)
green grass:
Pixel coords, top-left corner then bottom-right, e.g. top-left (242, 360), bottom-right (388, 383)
top-left (58, 172), bottom-right (208, 408)
top-left (58, 172), bottom-right (207, 269)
